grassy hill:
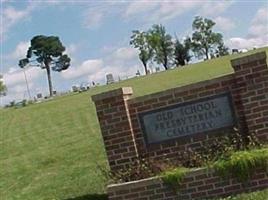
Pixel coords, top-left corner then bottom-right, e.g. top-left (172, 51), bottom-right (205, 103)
top-left (1, 47), bottom-right (267, 200)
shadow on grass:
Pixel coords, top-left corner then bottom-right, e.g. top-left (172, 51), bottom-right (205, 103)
top-left (64, 193), bottom-right (108, 200)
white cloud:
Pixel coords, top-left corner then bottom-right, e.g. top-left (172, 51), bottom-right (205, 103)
top-left (86, 48), bottom-right (140, 83)
top-left (125, 1), bottom-right (158, 17)
top-left (8, 41), bottom-right (30, 60)
top-left (1, 67), bottom-right (44, 105)
top-left (123, 1), bottom-right (234, 24)
top-left (61, 46), bottom-right (141, 82)
top-left (79, 1), bottom-right (234, 31)
top-left (214, 16), bottom-right (235, 32)
top-left (1, 1), bottom-right (71, 41)
top-left (248, 7), bottom-right (268, 37)
top-left (82, 2), bottom-right (119, 29)
top-left (6, 41), bottom-right (76, 63)
top-left (64, 44), bottom-right (78, 56)
top-left (3, 67), bottom-right (43, 87)
top-left (81, 1), bottom-right (205, 29)
top-left (226, 36), bottom-right (268, 49)
top-left (199, 1), bottom-right (234, 17)
top-left (61, 59), bottom-right (103, 79)
top-left (83, 10), bottom-right (103, 29)
top-left (251, 7), bottom-right (268, 24)
top-left (87, 63), bottom-right (139, 84)
top-left (124, 0), bottom-right (202, 23)
top-left (109, 47), bottom-right (138, 61)
top-left (11, 82), bottom-right (34, 93)
top-left (226, 7), bottom-right (268, 49)
top-left (7, 67), bottom-right (17, 73)
top-left (64, 43), bottom-right (78, 64)
top-left (1, 5), bottom-right (35, 41)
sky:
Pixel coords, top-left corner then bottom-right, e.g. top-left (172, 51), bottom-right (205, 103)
top-left (0, 0), bottom-right (268, 105)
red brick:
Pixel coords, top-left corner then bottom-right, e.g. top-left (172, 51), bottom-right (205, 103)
top-left (125, 193), bottom-right (139, 199)
top-left (199, 90), bottom-right (215, 97)
top-left (149, 194), bottom-right (164, 199)
top-left (115, 189), bottom-right (130, 195)
top-left (191, 191), bottom-right (207, 198)
top-left (188, 181), bottom-right (204, 187)
top-left (143, 98), bottom-right (158, 105)
top-left (205, 177), bottom-right (221, 184)
top-left (196, 174), bottom-right (210, 180)
top-left (174, 91), bottom-right (189, 97)
top-left (258, 179), bottom-right (268, 185)
top-left (159, 94), bottom-right (173, 101)
top-left (224, 184), bottom-right (241, 192)
top-left (137, 105), bottom-right (152, 112)
top-left (205, 83), bottom-right (220, 90)
top-left (183, 94), bottom-right (199, 101)
top-left (152, 102), bottom-right (167, 108)
top-left (189, 87), bottom-right (204, 94)
top-left (207, 188), bottom-right (224, 195)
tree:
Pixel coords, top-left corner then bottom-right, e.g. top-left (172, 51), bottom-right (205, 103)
top-left (130, 30), bottom-right (153, 75)
top-left (148, 24), bottom-right (174, 70)
top-left (174, 38), bottom-right (191, 66)
top-left (215, 42), bottom-right (229, 57)
top-left (19, 35), bottom-right (71, 97)
top-left (190, 16), bottom-right (225, 60)
top-left (0, 74), bottom-right (7, 96)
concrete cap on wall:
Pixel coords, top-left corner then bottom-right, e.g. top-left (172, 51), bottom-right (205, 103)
top-left (231, 51), bottom-right (266, 68)
top-left (92, 87), bottom-right (133, 102)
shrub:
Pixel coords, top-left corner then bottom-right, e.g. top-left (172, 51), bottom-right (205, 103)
top-left (22, 99), bottom-right (27, 107)
top-left (9, 100), bottom-right (15, 107)
top-left (106, 130), bottom-right (264, 184)
top-left (177, 129), bottom-right (263, 168)
top-left (161, 167), bottom-right (189, 189)
top-left (216, 188), bottom-right (268, 200)
top-left (213, 147), bottom-right (268, 181)
top-left (27, 100), bottom-right (35, 105)
top-left (108, 157), bottom-right (167, 183)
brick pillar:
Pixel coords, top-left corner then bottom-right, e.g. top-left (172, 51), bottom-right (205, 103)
top-left (92, 87), bottom-right (138, 172)
top-left (231, 52), bottom-right (268, 141)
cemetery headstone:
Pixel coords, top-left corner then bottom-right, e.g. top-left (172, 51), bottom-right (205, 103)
top-left (106, 73), bottom-right (115, 84)
top-left (37, 93), bottom-right (42, 99)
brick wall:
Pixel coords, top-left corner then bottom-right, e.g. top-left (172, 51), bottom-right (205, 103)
top-left (127, 74), bottom-right (237, 161)
top-left (107, 168), bottom-right (268, 200)
top-left (92, 87), bottom-right (139, 172)
top-left (231, 52), bottom-right (268, 140)
top-left (92, 52), bottom-right (268, 173)
top-left (92, 52), bottom-right (268, 199)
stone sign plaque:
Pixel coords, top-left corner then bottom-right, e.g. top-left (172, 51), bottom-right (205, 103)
top-left (139, 93), bottom-right (236, 145)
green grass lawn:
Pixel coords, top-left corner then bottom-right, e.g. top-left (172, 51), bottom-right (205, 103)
top-left (217, 189), bottom-right (268, 200)
top-left (1, 47), bottom-right (267, 200)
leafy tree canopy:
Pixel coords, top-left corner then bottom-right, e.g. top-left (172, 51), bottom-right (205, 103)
top-left (130, 30), bottom-right (153, 74)
top-left (190, 16), bottom-right (226, 60)
top-left (0, 75), bottom-right (6, 95)
top-left (216, 41), bottom-right (229, 57)
top-left (174, 37), bottom-right (191, 66)
top-left (19, 35), bottom-right (70, 96)
top-left (148, 24), bottom-right (174, 70)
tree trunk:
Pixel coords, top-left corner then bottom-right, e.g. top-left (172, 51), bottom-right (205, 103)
top-left (45, 64), bottom-right (53, 97)
top-left (205, 48), bottom-right (209, 60)
top-left (163, 61), bottom-right (168, 70)
top-left (163, 55), bottom-right (168, 70)
top-left (163, 49), bottom-right (168, 70)
top-left (182, 60), bottom-right (186, 66)
top-left (142, 61), bottom-right (148, 75)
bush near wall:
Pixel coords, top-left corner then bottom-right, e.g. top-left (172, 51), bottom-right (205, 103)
top-left (108, 147), bottom-right (268, 200)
